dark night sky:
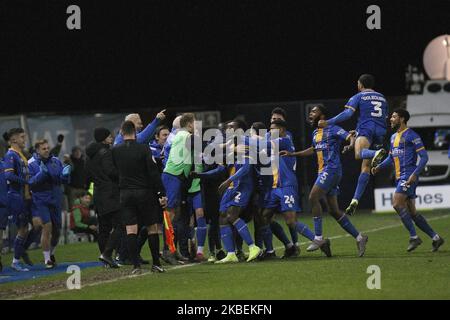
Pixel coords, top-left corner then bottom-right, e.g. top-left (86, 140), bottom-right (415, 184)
top-left (1, 0), bottom-right (449, 113)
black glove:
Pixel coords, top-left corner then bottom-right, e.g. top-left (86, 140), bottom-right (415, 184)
top-left (57, 134), bottom-right (65, 143)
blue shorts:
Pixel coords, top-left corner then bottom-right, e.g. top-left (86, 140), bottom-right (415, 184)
top-left (263, 186), bottom-right (301, 213)
top-left (31, 203), bottom-right (62, 228)
top-left (314, 169), bottom-right (342, 196)
top-left (187, 191), bottom-right (203, 213)
top-left (219, 187), bottom-right (253, 213)
top-left (162, 173), bottom-right (185, 209)
top-left (356, 122), bottom-right (386, 149)
top-left (395, 179), bottom-right (418, 199)
top-left (0, 207), bottom-right (9, 230)
top-left (7, 193), bottom-right (31, 228)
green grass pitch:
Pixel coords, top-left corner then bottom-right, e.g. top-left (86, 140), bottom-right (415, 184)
top-left (1, 210), bottom-right (449, 300)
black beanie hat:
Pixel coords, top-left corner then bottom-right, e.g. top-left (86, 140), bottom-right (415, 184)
top-left (94, 127), bottom-right (111, 143)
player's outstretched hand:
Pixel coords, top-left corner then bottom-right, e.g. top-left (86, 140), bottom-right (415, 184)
top-left (159, 196), bottom-right (168, 208)
top-left (156, 109), bottom-right (167, 120)
top-left (280, 150), bottom-right (292, 157)
top-left (57, 134), bottom-right (65, 143)
top-left (371, 166), bottom-right (380, 175)
top-left (318, 120), bottom-right (328, 128)
top-left (342, 145), bottom-right (353, 154)
top-left (406, 174), bottom-right (417, 187)
top-left (190, 171), bottom-right (200, 179)
top-left (218, 179), bottom-right (232, 194)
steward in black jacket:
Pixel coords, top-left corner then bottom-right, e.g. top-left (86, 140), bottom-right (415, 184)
top-left (85, 128), bottom-right (122, 268)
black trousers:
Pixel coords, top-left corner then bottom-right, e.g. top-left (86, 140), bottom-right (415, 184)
top-left (97, 210), bottom-right (122, 257)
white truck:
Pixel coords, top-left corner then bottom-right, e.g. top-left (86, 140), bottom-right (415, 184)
top-left (407, 79), bottom-right (450, 183)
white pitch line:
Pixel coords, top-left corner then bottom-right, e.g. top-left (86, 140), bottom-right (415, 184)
top-left (15, 214), bottom-right (450, 300)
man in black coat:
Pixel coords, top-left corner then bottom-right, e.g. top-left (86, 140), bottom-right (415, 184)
top-left (85, 128), bottom-right (122, 268)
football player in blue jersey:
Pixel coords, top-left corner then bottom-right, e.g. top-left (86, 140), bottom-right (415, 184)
top-left (28, 139), bottom-right (71, 268)
top-left (260, 119), bottom-right (332, 257)
top-left (192, 128), bottom-right (262, 264)
top-left (0, 156), bottom-right (9, 272)
top-left (266, 108), bottom-right (300, 257)
top-left (318, 74), bottom-right (388, 215)
top-left (372, 109), bottom-right (444, 252)
top-left (282, 106), bottom-right (369, 257)
top-left (3, 128), bottom-right (47, 271)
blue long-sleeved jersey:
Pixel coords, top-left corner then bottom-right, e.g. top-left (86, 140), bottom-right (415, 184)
top-left (114, 117), bottom-right (160, 146)
top-left (28, 154), bottom-right (69, 208)
top-left (378, 128), bottom-right (428, 181)
top-left (327, 90), bottom-right (388, 130)
top-left (0, 158), bottom-right (8, 207)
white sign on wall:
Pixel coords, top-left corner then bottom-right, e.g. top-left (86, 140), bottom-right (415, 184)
top-left (374, 185), bottom-right (450, 212)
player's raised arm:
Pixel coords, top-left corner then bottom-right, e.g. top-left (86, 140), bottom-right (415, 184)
top-left (136, 109), bottom-right (167, 144)
top-left (318, 106), bottom-right (355, 128)
top-left (191, 164), bottom-right (226, 180)
top-left (280, 146), bottom-right (314, 157)
top-left (371, 152), bottom-right (393, 175)
top-left (342, 130), bottom-right (356, 154)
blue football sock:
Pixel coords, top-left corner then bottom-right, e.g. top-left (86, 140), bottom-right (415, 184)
top-left (295, 222), bottom-right (315, 241)
top-left (313, 216), bottom-right (323, 237)
top-left (412, 214), bottom-right (437, 239)
top-left (260, 225), bottom-right (274, 252)
top-left (398, 208), bottom-right (417, 238)
top-left (270, 221), bottom-right (291, 247)
top-left (14, 235), bottom-right (25, 260)
top-left (337, 214), bottom-right (360, 238)
top-left (360, 149), bottom-right (377, 159)
top-left (233, 218), bottom-right (254, 246)
top-left (353, 172), bottom-right (370, 201)
top-left (220, 225), bottom-right (235, 253)
top-left (288, 224), bottom-right (299, 244)
top-left (196, 217), bottom-right (207, 247)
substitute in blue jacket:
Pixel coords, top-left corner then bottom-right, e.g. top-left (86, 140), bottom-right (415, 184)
top-left (372, 109), bottom-right (444, 252)
top-left (114, 109), bottom-right (166, 146)
top-left (0, 156), bottom-right (9, 272)
top-left (3, 128), bottom-right (47, 272)
top-left (28, 139), bottom-right (71, 269)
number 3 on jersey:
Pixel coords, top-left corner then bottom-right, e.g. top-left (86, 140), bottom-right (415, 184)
top-left (371, 101), bottom-right (383, 118)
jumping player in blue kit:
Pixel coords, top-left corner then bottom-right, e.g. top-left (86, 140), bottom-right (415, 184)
top-left (259, 119), bottom-right (332, 258)
top-left (318, 74), bottom-right (388, 216)
top-left (3, 128), bottom-right (47, 272)
top-left (28, 139), bottom-right (71, 268)
top-left (282, 106), bottom-right (369, 257)
top-left (372, 109), bottom-right (444, 252)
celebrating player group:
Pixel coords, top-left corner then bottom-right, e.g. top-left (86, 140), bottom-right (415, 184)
top-left (0, 73), bottom-right (444, 274)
